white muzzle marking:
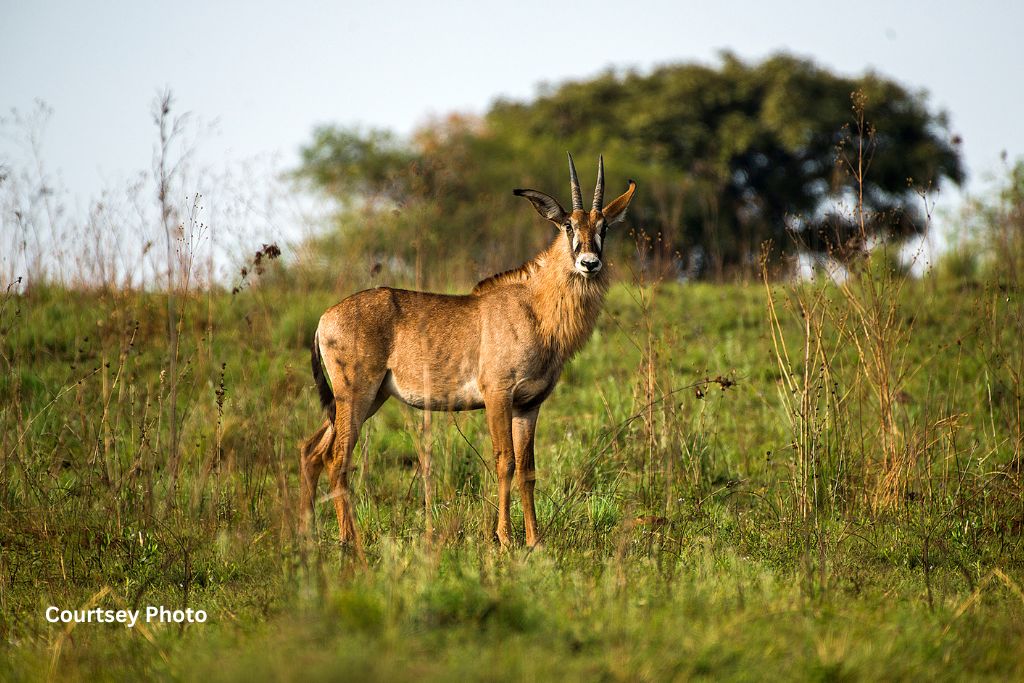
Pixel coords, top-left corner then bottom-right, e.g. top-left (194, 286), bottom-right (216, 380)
top-left (576, 253), bottom-right (602, 275)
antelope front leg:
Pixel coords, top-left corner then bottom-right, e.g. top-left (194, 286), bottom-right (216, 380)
top-left (484, 393), bottom-right (515, 548)
top-left (513, 408), bottom-right (540, 548)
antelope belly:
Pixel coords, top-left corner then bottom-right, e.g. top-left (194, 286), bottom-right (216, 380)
top-left (383, 372), bottom-right (485, 411)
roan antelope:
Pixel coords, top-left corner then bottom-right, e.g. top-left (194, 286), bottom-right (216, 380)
top-left (300, 154), bottom-right (636, 548)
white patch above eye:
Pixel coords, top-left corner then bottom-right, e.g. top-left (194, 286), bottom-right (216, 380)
top-left (572, 233), bottom-right (579, 251)
top-left (595, 232), bottom-right (602, 251)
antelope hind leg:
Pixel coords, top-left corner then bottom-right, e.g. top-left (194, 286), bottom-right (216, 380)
top-left (485, 392), bottom-right (516, 548)
top-left (299, 419), bottom-right (332, 536)
top-left (325, 379), bottom-right (390, 555)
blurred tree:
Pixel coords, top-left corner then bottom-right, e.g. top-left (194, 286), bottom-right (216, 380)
top-left (297, 126), bottom-right (414, 203)
top-left (297, 52), bottom-right (964, 284)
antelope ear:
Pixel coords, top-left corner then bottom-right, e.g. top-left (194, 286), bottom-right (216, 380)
top-left (513, 189), bottom-right (568, 225)
top-left (602, 180), bottom-right (637, 226)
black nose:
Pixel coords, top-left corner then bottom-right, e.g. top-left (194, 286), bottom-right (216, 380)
top-left (581, 258), bottom-right (600, 271)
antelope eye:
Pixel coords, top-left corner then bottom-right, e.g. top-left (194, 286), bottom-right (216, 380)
top-left (564, 223), bottom-right (573, 233)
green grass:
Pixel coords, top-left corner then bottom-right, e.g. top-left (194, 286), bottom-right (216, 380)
top-left (2, 274), bottom-right (1023, 681)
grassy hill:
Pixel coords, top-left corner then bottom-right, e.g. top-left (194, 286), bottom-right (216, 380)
top-left (2, 268), bottom-right (1023, 680)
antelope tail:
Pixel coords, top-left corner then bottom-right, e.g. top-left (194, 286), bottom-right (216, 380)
top-left (311, 330), bottom-right (335, 423)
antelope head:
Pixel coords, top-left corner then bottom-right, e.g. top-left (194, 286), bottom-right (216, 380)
top-left (514, 153), bottom-right (637, 278)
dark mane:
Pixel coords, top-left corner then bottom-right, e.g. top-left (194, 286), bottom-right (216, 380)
top-left (471, 258), bottom-right (540, 295)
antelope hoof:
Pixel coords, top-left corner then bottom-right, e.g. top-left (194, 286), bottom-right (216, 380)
top-left (338, 519), bottom-right (358, 547)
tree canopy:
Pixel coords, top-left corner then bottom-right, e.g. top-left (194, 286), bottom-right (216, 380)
top-left (297, 52), bottom-right (964, 285)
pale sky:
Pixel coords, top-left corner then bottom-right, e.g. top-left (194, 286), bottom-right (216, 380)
top-left (2, 0), bottom-right (1023, 233)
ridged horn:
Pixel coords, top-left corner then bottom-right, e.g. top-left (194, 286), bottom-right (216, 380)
top-left (593, 155), bottom-right (605, 210)
top-left (567, 151), bottom-right (583, 211)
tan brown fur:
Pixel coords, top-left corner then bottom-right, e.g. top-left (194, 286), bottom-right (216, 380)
top-left (299, 156), bottom-right (635, 549)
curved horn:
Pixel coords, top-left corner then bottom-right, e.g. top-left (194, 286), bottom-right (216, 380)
top-left (567, 152), bottom-right (583, 211)
top-left (593, 155), bottom-right (605, 210)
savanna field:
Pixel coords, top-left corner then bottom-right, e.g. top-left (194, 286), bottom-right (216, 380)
top-left (1, 60), bottom-right (1021, 681)
top-left (2, 260), bottom-right (1023, 680)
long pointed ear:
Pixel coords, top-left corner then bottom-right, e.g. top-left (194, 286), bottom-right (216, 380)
top-left (513, 189), bottom-right (568, 225)
top-left (601, 180), bottom-right (637, 226)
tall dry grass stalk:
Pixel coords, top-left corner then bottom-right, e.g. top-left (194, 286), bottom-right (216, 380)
top-left (153, 92), bottom-right (209, 506)
top-left (622, 229), bottom-right (676, 515)
top-left (761, 247), bottom-right (847, 522)
top-left (831, 91), bottom-right (918, 509)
